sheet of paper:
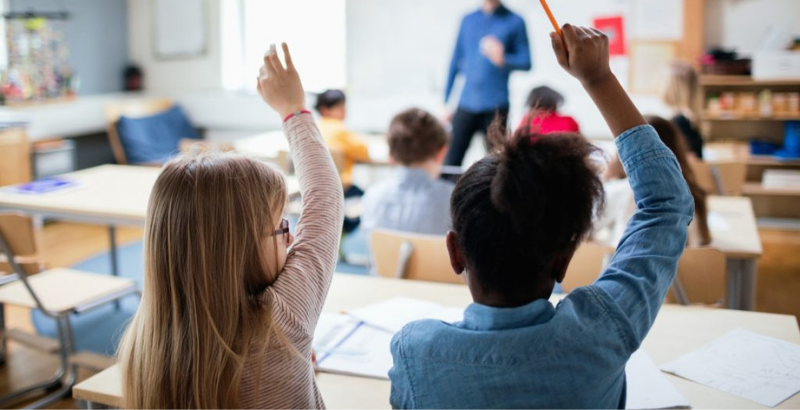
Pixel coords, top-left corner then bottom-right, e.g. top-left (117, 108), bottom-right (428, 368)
top-left (313, 313), bottom-right (394, 380)
top-left (347, 297), bottom-right (463, 333)
top-left (708, 212), bottom-right (733, 233)
top-left (626, 350), bottom-right (690, 409)
top-left (634, 0), bottom-right (684, 41)
top-left (662, 328), bottom-right (800, 408)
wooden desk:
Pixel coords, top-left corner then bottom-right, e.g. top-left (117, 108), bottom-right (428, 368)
top-left (235, 131), bottom-right (392, 166)
top-left (74, 274), bottom-right (800, 409)
top-left (708, 196), bottom-right (763, 310)
top-left (0, 165), bottom-right (300, 276)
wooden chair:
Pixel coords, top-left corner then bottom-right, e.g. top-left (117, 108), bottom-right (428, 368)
top-left (690, 160), bottom-right (746, 196)
top-left (0, 213), bottom-right (139, 408)
top-left (370, 229), bottom-right (462, 285)
top-left (104, 99), bottom-right (175, 164)
top-left (670, 247), bottom-right (727, 306)
top-left (561, 242), bottom-right (615, 293)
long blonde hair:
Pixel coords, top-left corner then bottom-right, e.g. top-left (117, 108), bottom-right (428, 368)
top-left (118, 153), bottom-right (289, 409)
top-left (662, 61), bottom-right (701, 122)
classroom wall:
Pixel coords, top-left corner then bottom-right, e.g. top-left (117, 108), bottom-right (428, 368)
top-left (704, 0), bottom-right (800, 55)
top-left (127, 0), bottom-right (223, 91)
top-left (8, 0), bottom-right (129, 95)
top-left (345, 0), bottom-right (666, 138)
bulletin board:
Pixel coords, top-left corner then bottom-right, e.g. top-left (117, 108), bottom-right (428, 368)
top-left (153, 0), bottom-right (208, 59)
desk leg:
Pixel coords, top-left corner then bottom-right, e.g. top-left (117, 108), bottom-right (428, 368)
top-left (108, 226), bottom-right (119, 277)
top-left (109, 226), bottom-right (121, 311)
top-left (85, 400), bottom-right (109, 409)
top-left (739, 259), bottom-right (758, 311)
top-left (726, 258), bottom-right (758, 311)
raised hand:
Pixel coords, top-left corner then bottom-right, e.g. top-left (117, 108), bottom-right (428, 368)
top-left (551, 24), bottom-right (611, 87)
top-left (550, 24), bottom-right (644, 137)
top-left (257, 43), bottom-right (306, 118)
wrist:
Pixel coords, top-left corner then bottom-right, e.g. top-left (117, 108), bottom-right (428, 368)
top-left (279, 105), bottom-right (308, 121)
top-left (581, 72), bottom-right (615, 91)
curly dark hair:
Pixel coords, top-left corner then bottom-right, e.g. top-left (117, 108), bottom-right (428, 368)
top-left (450, 120), bottom-right (605, 296)
top-left (388, 108), bottom-right (449, 165)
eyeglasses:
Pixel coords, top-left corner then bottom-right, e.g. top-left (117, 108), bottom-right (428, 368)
top-left (271, 218), bottom-right (290, 237)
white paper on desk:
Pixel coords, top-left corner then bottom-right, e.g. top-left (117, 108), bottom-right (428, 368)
top-left (707, 212), bottom-right (732, 233)
top-left (662, 328), bottom-right (800, 408)
top-left (347, 297), bottom-right (463, 333)
top-left (313, 313), bottom-right (393, 379)
top-left (626, 350), bottom-right (690, 409)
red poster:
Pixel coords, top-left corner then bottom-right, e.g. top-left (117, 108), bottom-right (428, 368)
top-left (593, 16), bottom-right (626, 56)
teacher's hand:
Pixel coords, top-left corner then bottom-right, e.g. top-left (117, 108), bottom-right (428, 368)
top-left (480, 36), bottom-right (505, 67)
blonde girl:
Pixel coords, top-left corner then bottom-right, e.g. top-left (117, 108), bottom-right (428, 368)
top-left (117, 43), bottom-right (343, 409)
top-left (662, 61), bottom-right (704, 159)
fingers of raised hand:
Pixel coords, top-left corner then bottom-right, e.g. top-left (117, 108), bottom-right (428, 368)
top-left (282, 43), bottom-right (296, 72)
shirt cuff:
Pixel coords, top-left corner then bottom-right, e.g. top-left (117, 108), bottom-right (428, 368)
top-left (615, 125), bottom-right (675, 175)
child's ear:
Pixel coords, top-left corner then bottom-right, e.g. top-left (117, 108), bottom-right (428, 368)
top-left (436, 146), bottom-right (449, 164)
top-left (446, 231), bottom-right (466, 275)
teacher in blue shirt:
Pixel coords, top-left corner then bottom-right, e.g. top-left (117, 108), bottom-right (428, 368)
top-left (444, 0), bottom-right (532, 166)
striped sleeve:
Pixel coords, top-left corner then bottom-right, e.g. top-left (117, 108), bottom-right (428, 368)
top-left (269, 114), bottom-right (344, 333)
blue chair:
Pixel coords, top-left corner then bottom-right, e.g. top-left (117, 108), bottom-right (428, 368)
top-left (104, 100), bottom-right (201, 165)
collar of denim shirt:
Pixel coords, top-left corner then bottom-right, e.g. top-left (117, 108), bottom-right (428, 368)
top-left (459, 298), bottom-right (556, 331)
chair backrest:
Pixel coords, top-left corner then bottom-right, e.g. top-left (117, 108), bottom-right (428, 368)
top-left (104, 99), bottom-right (175, 164)
top-left (672, 247), bottom-right (727, 306)
top-left (0, 213), bottom-right (42, 276)
top-left (561, 242), bottom-right (615, 293)
top-left (690, 160), bottom-right (746, 196)
top-left (370, 229), bottom-right (462, 285)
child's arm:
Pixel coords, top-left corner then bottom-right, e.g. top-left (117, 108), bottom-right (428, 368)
top-left (257, 44), bottom-right (344, 330)
top-left (553, 26), bottom-right (694, 351)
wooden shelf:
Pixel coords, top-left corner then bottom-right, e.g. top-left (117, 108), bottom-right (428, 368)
top-left (743, 182), bottom-right (800, 197)
top-left (702, 115), bottom-right (800, 122)
top-left (700, 75), bottom-right (800, 87)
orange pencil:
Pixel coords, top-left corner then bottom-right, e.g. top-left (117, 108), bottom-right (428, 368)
top-left (538, 0), bottom-right (561, 36)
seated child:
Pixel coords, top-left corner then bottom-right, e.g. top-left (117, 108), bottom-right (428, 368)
top-left (662, 61), bottom-right (704, 159)
top-left (596, 115), bottom-right (711, 247)
top-left (315, 89), bottom-right (371, 197)
top-left (361, 108), bottom-right (453, 236)
top-left (118, 44), bottom-right (343, 409)
top-left (388, 25), bottom-right (694, 409)
top-left (518, 85), bottom-right (580, 134)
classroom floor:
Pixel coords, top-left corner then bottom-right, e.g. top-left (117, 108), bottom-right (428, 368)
top-left (0, 222), bottom-right (798, 409)
top-left (0, 223), bottom-right (142, 409)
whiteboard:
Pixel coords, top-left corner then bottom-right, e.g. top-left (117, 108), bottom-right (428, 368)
top-left (154, 0), bottom-right (207, 59)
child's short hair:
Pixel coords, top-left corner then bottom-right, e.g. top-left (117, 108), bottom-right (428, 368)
top-left (315, 89), bottom-right (346, 113)
top-left (450, 123), bottom-right (604, 295)
top-left (388, 108), bottom-right (449, 165)
top-left (526, 86), bottom-right (564, 112)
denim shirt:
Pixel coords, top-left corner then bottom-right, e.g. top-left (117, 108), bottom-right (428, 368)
top-left (388, 125), bottom-right (694, 409)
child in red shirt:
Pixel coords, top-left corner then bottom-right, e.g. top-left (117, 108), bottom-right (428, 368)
top-left (518, 86), bottom-right (580, 134)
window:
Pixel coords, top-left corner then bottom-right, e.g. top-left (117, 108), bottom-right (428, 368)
top-left (222, 0), bottom-right (347, 93)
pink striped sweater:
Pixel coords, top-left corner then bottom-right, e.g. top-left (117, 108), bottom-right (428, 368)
top-left (240, 114), bottom-right (343, 409)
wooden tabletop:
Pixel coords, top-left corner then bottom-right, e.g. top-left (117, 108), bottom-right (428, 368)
top-left (707, 196), bottom-right (763, 258)
top-left (0, 165), bottom-right (158, 225)
top-left (744, 182), bottom-right (800, 197)
top-left (74, 274), bottom-right (800, 409)
top-left (235, 131), bottom-right (391, 166)
top-left (0, 164), bottom-right (300, 226)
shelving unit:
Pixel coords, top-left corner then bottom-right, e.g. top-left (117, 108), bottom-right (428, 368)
top-left (699, 75), bottom-right (800, 143)
top-left (700, 75), bottom-right (800, 226)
